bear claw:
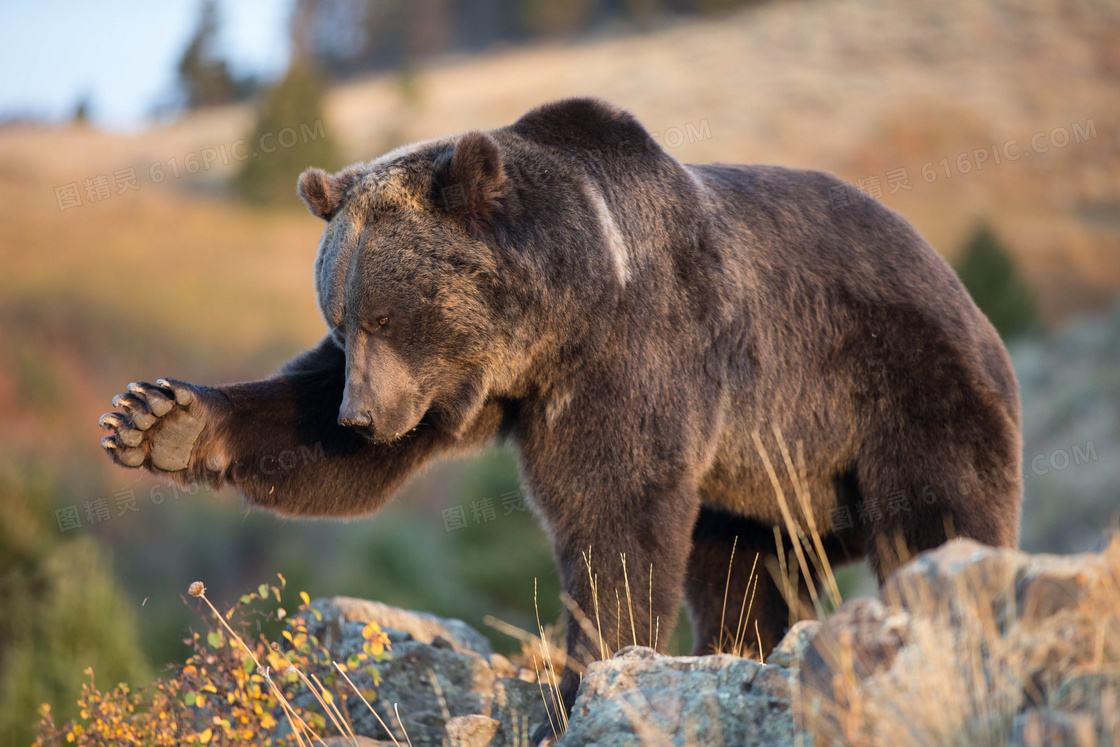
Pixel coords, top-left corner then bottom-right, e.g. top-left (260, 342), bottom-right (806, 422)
top-left (157, 379), bottom-right (194, 406)
top-left (99, 379), bottom-right (207, 473)
top-left (129, 382), bottom-right (175, 416)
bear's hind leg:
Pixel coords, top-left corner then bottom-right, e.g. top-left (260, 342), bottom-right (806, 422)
top-left (856, 421), bottom-right (1021, 583)
top-left (685, 506), bottom-right (800, 658)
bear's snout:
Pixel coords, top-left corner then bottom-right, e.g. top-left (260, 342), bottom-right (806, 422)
top-left (337, 331), bottom-right (425, 441)
top-left (338, 395), bottom-right (416, 441)
top-left (337, 408), bottom-right (373, 429)
top-left (337, 411), bottom-right (378, 441)
top-left (338, 386), bottom-right (415, 441)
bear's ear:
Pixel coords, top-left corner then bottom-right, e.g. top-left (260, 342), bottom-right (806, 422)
top-left (297, 167), bottom-right (342, 220)
top-left (435, 131), bottom-right (506, 236)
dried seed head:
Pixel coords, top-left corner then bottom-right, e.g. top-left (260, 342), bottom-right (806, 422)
top-left (188, 581), bottom-right (206, 597)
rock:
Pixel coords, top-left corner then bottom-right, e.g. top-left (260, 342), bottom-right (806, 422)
top-left (312, 597), bottom-right (494, 657)
top-left (557, 646), bottom-right (792, 746)
top-left (488, 653), bottom-right (517, 678)
top-left (295, 534), bottom-right (1118, 746)
top-left (765, 619), bottom-right (820, 667)
top-left (349, 637), bottom-right (496, 745)
top-left (492, 677), bottom-right (550, 746)
top-left (443, 715), bottom-right (500, 747)
top-left (800, 597), bottom-right (911, 691)
top-left (798, 537), bottom-right (1120, 746)
top-left (751, 664), bottom-right (791, 702)
top-left (300, 597), bottom-right (545, 746)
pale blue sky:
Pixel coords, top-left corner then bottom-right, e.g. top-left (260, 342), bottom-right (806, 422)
top-left (0, 0), bottom-right (296, 131)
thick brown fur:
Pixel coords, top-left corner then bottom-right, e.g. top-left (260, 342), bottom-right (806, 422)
top-left (99, 98), bottom-right (1022, 743)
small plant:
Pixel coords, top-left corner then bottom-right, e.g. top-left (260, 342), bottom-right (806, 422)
top-left (956, 221), bottom-right (1039, 340)
top-left (34, 576), bottom-right (391, 746)
top-left (234, 61), bottom-right (340, 207)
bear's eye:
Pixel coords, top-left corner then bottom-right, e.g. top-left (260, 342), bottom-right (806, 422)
top-left (377, 317), bottom-right (389, 328)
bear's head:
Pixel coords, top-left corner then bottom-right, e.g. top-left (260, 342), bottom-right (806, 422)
top-left (297, 131), bottom-right (514, 443)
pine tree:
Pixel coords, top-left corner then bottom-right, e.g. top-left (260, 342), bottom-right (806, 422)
top-left (956, 222), bottom-right (1039, 339)
top-left (234, 62), bottom-right (341, 206)
top-left (177, 0), bottom-right (237, 108)
top-left (72, 95), bottom-right (91, 126)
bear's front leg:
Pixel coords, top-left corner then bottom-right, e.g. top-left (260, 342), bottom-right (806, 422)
top-left (99, 336), bottom-right (505, 517)
top-left (527, 473), bottom-right (702, 744)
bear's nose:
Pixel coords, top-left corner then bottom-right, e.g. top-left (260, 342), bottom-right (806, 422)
top-left (338, 409), bottom-right (373, 428)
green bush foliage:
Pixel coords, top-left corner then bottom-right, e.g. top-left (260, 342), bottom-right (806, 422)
top-left (235, 62), bottom-right (341, 207)
top-left (956, 221), bottom-right (1039, 339)
top-left (0, 466), bottom-right (151, 747)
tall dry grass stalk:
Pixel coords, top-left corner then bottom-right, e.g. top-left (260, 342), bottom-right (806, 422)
top-left (490, 430), bottom-right (1118, 746)
top-left (752, 427), bottom-right (844, 620)
top-left (495, 427), bottom-right (851, 741)
top-left (534, 578), bottom-right (570, 740)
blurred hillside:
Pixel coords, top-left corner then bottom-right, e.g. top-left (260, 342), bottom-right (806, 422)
top-left (1013, 299), bottom-right (1120, 554)
top-left (0, 0), bottom-right (1117, 742)
top-left (4, 0), bottom-right (1118, 318)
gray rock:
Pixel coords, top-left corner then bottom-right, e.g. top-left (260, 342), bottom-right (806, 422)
top-left (798, 536), bottom-right (1120, 746)
top-left (311, 597), bottom-right (494, 657)
top-left (765, 619), bottom-right (820, 668)
top-left (295, 533), bottom-right (1119, 746)
top-left (557, 646), bottom-right (792, 746)
top-left (443, 715), bottom-right (500, 747)
top-left (299, 597), bottom-right (544, 746)
top-left (492, 677), bottom-right (550, 747)
top-left (350, 638), bottom-right (496, 745)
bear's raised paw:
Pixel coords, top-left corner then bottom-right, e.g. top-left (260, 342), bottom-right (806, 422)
top-left (99, 379), bottom-right (208, 472)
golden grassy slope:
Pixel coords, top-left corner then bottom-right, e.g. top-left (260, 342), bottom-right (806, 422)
top-left (0, 0), bottom-right (1117, 461)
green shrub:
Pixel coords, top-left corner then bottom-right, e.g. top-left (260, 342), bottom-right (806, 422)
top-left (956, 222), bottom-right (1039, 339)
top-left (0, 466), bottom-right (151, 747)
top-left (235, 62), bottom-right (341, 207)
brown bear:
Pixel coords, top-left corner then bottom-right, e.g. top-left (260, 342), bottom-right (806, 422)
top-left (99, 98), bottom-right (1022, 742)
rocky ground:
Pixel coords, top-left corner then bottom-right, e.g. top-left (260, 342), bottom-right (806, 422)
top-left (300, 532), bottom-right (1119, 746)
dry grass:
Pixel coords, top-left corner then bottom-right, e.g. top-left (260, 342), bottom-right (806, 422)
top-left (3, 0), bottom-right (1118, 322)
top-left (10, 1), bottom-right (1120, 742)
top-left (486, 443), bottom-right (837, 742)
top-left (510, 430), bottom-right (1118, 746)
